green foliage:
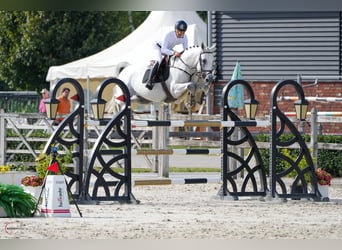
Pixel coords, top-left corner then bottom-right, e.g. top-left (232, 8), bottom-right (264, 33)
top-left (0, 11), bottom-right (149, 91)
top-left (35, 149), bottom-right (73, 178)
top-left (0, 91), bottom-right (39, 113)
top-left (0, 183), bottom-right (36, 217)
top-left (255, 133), bottom-right (342, 178)
top-left (317, 150), bottom-right (342, 177)
top-left (9, 163), bottom-right (32, 171)
top-left (280, 148), bottom-right (311, 182)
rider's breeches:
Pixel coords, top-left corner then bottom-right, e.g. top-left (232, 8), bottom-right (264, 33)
top-left (150, 44), bottom-right (163, 65)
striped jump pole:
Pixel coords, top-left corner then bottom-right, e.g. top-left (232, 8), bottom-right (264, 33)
top-left (133, 148), bottom-right (221, 155)
top-left (95, 148), bottom-right (221, 155)
top-left (279, 96), bottom-right (342, 102)
top-left (134, 177), bottom-right (220, 186)
top-left (132, 119), bottom-right (270, 128)
top-left (285, 111), bottom-right (342, 117)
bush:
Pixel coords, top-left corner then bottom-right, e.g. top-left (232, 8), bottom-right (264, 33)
top-left (0, 183), bottom-right (36, 217)
top-left (255, 133), bottom-right (342, 178)
top-left (35, 150), bottom-right (73, 179)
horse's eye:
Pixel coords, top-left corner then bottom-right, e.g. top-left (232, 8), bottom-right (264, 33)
top-left (202, 59), bottom-right (207, 64)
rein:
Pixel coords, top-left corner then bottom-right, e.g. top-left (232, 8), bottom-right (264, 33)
top-left (170, 57), bottom-right (195, 78)
top-left (170, 50), bottom-right (212, 82)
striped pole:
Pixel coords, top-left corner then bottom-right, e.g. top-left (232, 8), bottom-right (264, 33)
top-left (133, 177), bottom-right (220, 186)
top-left (101, 148), bottom-right (222, 155)
top-left (131, 120), bottom-right (270, 128)
top-left (133, 148), bottom-right (221, 155)
top-left (285, 111), bottom-right (342, 117)
top-left (169, 177), bottom-right (217, 185)
top-left (279, 96), bottom-right (342, 102)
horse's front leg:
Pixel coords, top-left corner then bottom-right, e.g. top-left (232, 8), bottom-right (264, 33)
top-left (171, 81), bottom-right (197, 96)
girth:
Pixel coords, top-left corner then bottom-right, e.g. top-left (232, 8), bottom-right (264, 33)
top-left (161, 81), bottom-right (177, 103)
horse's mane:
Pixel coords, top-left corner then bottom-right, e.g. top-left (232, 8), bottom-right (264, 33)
top-left (180, 45), bottom-right (203, 58)
top-left (182, 43), bottom-right (209, 55)
top-left (186, 45), bottom-right (201, 50)
top-left (184, 45), bottom-right (202, 52)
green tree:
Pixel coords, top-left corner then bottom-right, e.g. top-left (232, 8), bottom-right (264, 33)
top-left (0, 11), bottom-right (149, 91)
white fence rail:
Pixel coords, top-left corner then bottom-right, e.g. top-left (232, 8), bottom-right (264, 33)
top-left (1, 108), bottom-right (341, 167)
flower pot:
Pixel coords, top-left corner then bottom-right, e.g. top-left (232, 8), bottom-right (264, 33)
top-left (0, 206), bottom-right (7, 217)
top-left (0, 171), bottom-right (37, 186)
top-left (318, 184), bottom-right (329, 201)
top-left (22, 185), bottom-right (43, 201)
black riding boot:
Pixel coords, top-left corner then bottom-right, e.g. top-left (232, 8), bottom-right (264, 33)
top-left (145, 61), bottom-right (159, 90)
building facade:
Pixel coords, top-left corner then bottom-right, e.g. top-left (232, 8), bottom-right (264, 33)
top-left (210, 11), bottom-right (342, 134)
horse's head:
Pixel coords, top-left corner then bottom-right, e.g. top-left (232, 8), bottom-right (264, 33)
top-left (194, 43), bottom-right (216, 94)
top-left (177, 43), bottom-right (215, 85)
top-left (197, 43), bottom-right (216, 80)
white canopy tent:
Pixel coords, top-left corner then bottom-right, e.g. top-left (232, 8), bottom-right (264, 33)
top-left (46, 11), bottom-right (208, 82)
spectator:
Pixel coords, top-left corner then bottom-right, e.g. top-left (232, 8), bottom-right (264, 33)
top-left (54, 87), bottom-right (71, 125)
top-left (39, 88), bottom-right (49, 115)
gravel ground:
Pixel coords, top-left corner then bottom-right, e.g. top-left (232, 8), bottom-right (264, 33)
top-left (1, 177), bottom-right (342, 239)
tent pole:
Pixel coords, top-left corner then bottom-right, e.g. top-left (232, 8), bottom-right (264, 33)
top-left (86, 76), bottom-right (90, 114)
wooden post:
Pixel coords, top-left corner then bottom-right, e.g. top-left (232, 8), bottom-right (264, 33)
top-left (310, 107), bottom-right (318, 169)
top-left (0, 109), bottom-right (6, 165)
top-left (159, 103), bottom-right (169, 178)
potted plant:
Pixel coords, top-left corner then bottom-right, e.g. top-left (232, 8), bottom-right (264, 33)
top-left (315, 167), bottom-right (331, 201)
top-left (21, 175), bottom-right (44, 187)
top-left (315, 168), bottom-right (332, 186)
top-left (0, 183), bottom-right (37, 217)
top-left (20, 149), bottom-right (72, 200)
top-left (0, 163), bottom-right (35, 186)
top-left (21, 175), bottom-right (44, 201)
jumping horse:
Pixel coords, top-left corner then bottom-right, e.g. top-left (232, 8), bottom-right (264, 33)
top-left (114, 43), bottom-right (216, 105)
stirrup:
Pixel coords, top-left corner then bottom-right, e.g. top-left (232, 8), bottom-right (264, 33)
top-left (145, 81), bottom-right (153, 90)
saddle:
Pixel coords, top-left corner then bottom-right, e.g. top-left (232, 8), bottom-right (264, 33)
top-left (142, 57), bottom-right (170, 83)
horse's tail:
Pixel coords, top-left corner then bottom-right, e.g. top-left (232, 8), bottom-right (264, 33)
top-left (114, 61), bottom-right (130, 77)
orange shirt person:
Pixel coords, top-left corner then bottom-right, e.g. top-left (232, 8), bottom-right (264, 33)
top-left (54, 87), bottom-right (71, 125)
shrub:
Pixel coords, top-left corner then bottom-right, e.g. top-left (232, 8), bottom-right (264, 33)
top-left (0, 183), bottom-right (36, 217)
top-left (255, 133), bottom-right (342, 178)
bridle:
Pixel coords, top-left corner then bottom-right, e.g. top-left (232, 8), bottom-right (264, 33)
top-left (170, 49), bottom-right (214, 82)
top-left (160, 47), bottom-right (214, 103)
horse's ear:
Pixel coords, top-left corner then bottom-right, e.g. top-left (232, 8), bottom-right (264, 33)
top-left (208, 43), bottom-right (216, 52)
top-left (201, 42), bottom-right (205, 50)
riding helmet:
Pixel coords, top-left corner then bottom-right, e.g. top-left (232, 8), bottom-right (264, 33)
top-left (175, 20), bottom-right (188, 31)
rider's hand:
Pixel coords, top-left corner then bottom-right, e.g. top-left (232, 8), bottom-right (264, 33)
top-left (174, 51), bottom-right (182, 57)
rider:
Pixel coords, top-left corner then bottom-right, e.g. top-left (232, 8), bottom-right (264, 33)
top-left (145, 20), bottom-right (189, 90)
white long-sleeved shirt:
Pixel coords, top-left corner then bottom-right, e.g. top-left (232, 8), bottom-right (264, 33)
top-left (158, 30), bottom-right (188, 56)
